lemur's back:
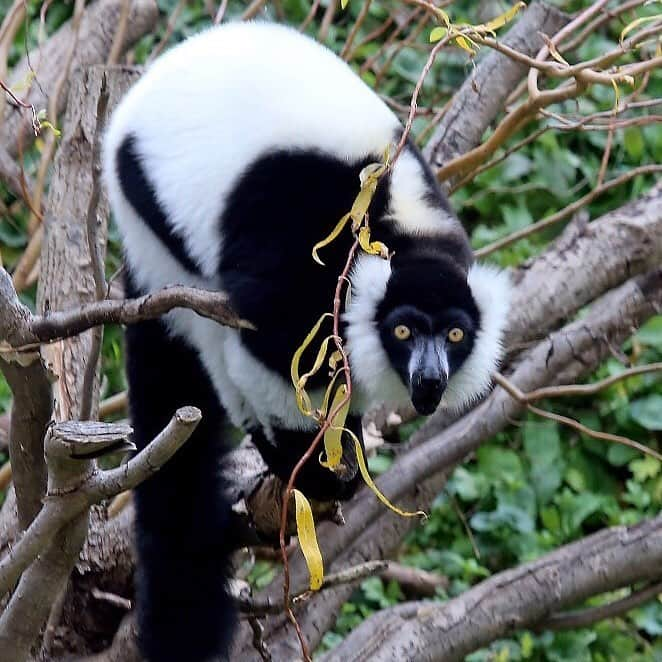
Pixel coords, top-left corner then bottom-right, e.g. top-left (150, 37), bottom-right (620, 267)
top-left (102, 22), bottom-right (400, 282)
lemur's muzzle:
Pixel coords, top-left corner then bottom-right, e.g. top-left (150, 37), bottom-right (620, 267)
top-left (408, 337), bottom-right (448, 415)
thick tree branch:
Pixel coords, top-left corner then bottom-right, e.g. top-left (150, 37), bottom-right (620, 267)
top-left (0, 408), bottom-right (200, 598)
top-left (323, 517), bottom-right (662, 661)
top-left (239, 267), bottom-right (662, 658)
top-left (0, 265), bottom-right (248, 352)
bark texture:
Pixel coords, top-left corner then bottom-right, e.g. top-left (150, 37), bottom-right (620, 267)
top-left (2, 0), bottom-right (157, 162)
top-left (424, 1), bottom-right (569, 179)
top-left (323, 516), bottom-right (662, 661)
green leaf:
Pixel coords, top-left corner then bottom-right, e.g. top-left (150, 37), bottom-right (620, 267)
top-left (429, 26), bottom-right (447, 43)
top-left (556, 489), bottom-right (605, 535)
top-left (635, 315), bottom-right (662, 350)
top-left (607, 444), bottom-right (640, 466)
top-left (448, 466), bottom-right (488, 501)
top-left (629, 456), bottom-right (661, 482)
top-left (624, 126), bottom-right (645, 160)
top-left (523, 421), bottom-right (565, 504)
top-left (630, 395), bottom-right (662, 430)
top-left (476, 446), bottom-right (524, 484)
top-left (631, 600), bottom-right (662, 636)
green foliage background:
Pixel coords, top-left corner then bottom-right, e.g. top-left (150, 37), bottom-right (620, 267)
top-left (0, 0), bottom-right (660, 659)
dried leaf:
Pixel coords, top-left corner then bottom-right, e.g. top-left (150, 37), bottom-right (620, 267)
top-left (291, 313), bottom-right (332, 416)
top-left (328, 350), bottom-right (343, 371)
top-left (358, 226), bottom-right (389, 258)
top-left (475, 2), bottom-right (526, 33)
top-left (345, 429), bottom-right (427, 519)
top-left (321, 384), bottom-right (350, 470)
top-left (312, 213), bottom-right (351, 266)
top-left (620, 14), bottom-right (662, 44)
top-left (293, 489), bottom-right (324, 590)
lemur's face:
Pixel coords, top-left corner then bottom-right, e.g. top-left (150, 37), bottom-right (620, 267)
top-left (376, 257), bottom-right (480, 415)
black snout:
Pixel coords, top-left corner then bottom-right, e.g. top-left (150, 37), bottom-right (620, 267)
top-left (410, 372), bottom-right (447, 416)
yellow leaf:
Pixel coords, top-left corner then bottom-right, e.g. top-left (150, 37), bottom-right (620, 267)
top-left (291, 313), bottom-right (332, 416)
top-left (620, 14), bottom-right (661, 44)
top-left (312, 213), bottom-right (351, 265)
top-left (611, 79), bottom-right (621, 112)
top-left (320, 384), bottom-right (350, 470)
top-left (341, 0), bottom-right (349, 8)
top-left (299, 334), bottom-right (335, 391)
top-left (544, 36), bottom-right (569, 67)
top-left (40, 120), bottom-right (61, 137)
top-left (328, 350), bottom-right (343, 371)
top-left (435, 8), bottom-right (451, 28)
top-left (359, 162), bottom-right (385, 185)
top-left (293, 489), bottom-right (324, 590)
top-left (358, 226), bottom-right (389, 258)
top-left (476, 2), bottom-right (526, 33)
top-left (453, 34), bottom-right (477, 55)
top-left (346, 429), bottom-right (427, 519)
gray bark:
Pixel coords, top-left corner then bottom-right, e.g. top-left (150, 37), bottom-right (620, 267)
top-left (2, 0), bottom-right (157, 161)
top-left (424, 1), bottom-right (569, 183)
top-left (323, 516), bottom-right (662, 661)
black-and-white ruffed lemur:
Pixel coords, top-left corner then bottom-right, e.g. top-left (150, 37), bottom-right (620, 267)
top-left (103, 21), bottom-right (510, 662)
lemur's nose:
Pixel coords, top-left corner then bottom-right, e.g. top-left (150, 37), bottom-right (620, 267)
top-left (411, 373), bottom-right (447, 416)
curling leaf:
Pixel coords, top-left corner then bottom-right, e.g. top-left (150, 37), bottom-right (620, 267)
top-left (474, 2), bottom-right (526, 33)
top-left (293, 489), bottom-right (324, 590)
top-left (312, 213), bottom-right (351, 265)
top-left (321, 384), bottom-right (350, 470)
top-left (358, 226), bottom-right (389, 258)
top-left (291, 313), bottom-right (332, 416)
top-left (620, 14), bottom-right (662, 44)
top-left (346, 429), bottom-right (427, 519)
top-left (454, 34), bottom-right (477, 55)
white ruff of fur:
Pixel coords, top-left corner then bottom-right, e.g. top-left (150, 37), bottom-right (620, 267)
top-left (442, 263), bottom-right (512, 412)
top-left (343, 254), bottom-right (410, 410)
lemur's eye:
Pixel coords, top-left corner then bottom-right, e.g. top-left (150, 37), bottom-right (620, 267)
top-left (448, 327), bottom-right (464, 343)
top-left (393, 324), bottom-right (411, 341)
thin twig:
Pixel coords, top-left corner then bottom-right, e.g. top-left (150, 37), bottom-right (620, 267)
top-left (539, 578), bottom-right (662, 631)
top-left (475, 164), bottom-right (662, 257)
top-left (494, 373), bottom-right (662, 463)
top-left (524, 363), bottom-right (662, 402)
top-left (340, 0), bottom-right (373, 60)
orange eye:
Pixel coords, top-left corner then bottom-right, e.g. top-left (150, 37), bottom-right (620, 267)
top-left (393, 324), bottom-right (411, 341)
top-left (448, 327), bottom-right (464, 343)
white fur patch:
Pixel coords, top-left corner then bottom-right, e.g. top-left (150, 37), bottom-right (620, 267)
top-left (343, 254), bottom-right (410, 410)
top-left (103, 22), bottom-right (401, 277)
top-left (442, 263), bottom-right (512, 411)
top-left (387, 150), bottom-right (457, 235)
top-left (224, 331), bottom-right (318, 436)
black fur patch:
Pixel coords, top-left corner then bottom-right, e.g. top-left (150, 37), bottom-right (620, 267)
top-left (124, 270), bottom-right (236, 661)
top-left (250, 414), bottom-right (364, 502)
top-left (218, 148), bottom-right (390, 384)
top-left (116, 135), bottom-right (202, 274)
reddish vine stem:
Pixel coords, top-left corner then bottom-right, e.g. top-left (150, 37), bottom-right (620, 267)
top-left (390, 34), bottom-right (450, 169)
top-left (279, 238), bottom-right (360, 662)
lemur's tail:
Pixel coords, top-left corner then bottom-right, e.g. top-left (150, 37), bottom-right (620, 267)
top-left (124, 269), bottom-right (236, 661)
